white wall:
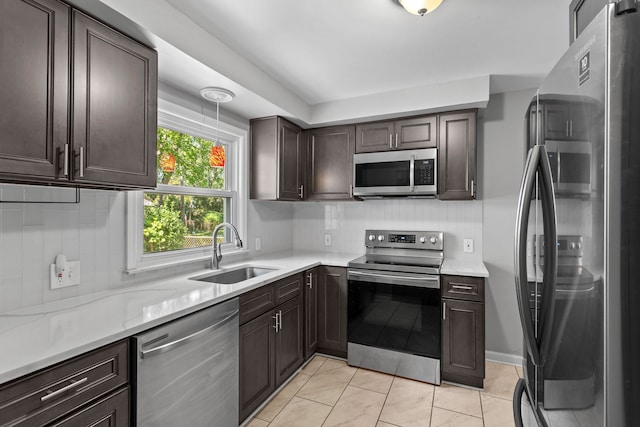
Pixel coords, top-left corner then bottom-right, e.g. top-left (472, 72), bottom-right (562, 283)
top-left (481, 89), bottom-right (535, 363)
top-left (292, 199), bottom-right (483, 261)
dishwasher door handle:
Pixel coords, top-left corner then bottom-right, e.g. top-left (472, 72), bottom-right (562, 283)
top-left (140, 309), bottom-right (239, 359)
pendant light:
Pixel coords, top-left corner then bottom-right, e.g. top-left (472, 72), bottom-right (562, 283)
top-left (398, 0), bottom-right (444, 16)
top-left (200, 87), bottom-right (234, 167)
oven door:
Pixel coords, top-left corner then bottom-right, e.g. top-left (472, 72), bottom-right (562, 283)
top-left (347, 269), bottom-right (441, 359)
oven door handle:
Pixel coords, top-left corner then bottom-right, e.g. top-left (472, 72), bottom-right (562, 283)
top-left (348, 269), bottom-right (440, 289)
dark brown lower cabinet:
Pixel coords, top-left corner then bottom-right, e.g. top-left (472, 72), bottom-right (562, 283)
top-left (49, 387), bottom-right (129, 426)
top-left (0, 340), bottom-right (129, 426)
top-left (317, 266), bottom-right (348, 358)
top-left (239, 275), bottom-right (304, 422)
top-left (441, 275), bottom-right (485, 388)
top-left (304, 268), bottom-right (319, 359)
top-left (275, 296), bottom-right (304, 385)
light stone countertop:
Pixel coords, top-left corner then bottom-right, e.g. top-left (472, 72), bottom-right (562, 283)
top-left (441, 259), bottom-right (490, 278)
top-left (0, 251), bottom-right (488, 384)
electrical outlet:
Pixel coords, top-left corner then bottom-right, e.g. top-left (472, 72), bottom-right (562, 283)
top-left (463, 239), bottom-right (474, 253)
top-left (324, 234), bottom-right (332, 246)
top-left (49, 261), bottom-right (80, 290)
top-left (255, 237), bottom-right (262, 251)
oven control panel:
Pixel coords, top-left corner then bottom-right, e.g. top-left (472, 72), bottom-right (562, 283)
top-left (365, 230), bottom-right (444, 251)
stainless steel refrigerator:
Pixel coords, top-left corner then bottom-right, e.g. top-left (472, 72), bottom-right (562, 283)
top-left (513, 3), bottom-right (640, 426)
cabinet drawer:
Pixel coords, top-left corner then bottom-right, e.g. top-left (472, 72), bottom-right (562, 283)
top-left (0, 340), bottom-right (128, 427)
top-left (274, 274), bottom-right (302, 305)
top-left (441, 275), bottom-right (484, 302)
top-left (240, 284), bottom-right (276, 324)
top-left (49, 387), bottom-right (129, 426)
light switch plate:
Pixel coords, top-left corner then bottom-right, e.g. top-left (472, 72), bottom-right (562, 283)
top-left (463, 239), bottom-right (474, 253)
top-left (324, 234), bottom-right (332, 246)
top-left (49, 261), bottom-right (80, 290)
top-left (255, 237), bottom-right (261, 251)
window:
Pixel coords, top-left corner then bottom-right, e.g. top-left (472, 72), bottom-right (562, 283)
top-left (126, 106), bottom-right (247, 273)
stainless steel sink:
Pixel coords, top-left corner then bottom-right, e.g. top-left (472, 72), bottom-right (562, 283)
top-left (189, 266), bottom-right (278, 284)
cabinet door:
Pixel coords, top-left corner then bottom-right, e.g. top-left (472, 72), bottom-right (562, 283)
top-left (395, 115), bottom-right (437, 150)
top-left (49, 387), bottom-right (129, 427)
top-left (307, 125), bottom-right (355, 200)
top-left (438, 111), bottom-right (477, 200)
top-left (317, 266), bottom-right (348, 357)
top-left (239, 310), bottom-right (276, 422)
top-left (355, 121), bottom-right (394, 153)
top-left (275, 296), bottom-right (304, 387)
top-left (0, 0), bottom-right (69, 181)
top-left (304, 268), bottom-right (319, 359)
top-left (544, 103), bottom-right (571, 140)
top-left (441, 298), bottom-right (485, 387)
top-left (72, 11), bottom-right (157, 188)
top-left (278, 118), bottom-right (305, 200)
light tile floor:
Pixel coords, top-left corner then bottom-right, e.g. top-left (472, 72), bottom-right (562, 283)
top-left (245, 356), bottom-right (520, 427)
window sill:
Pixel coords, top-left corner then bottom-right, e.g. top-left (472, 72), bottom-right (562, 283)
top-left (125, 248), bottom-right (249, 275)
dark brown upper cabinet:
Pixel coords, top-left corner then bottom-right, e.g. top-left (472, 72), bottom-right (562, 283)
top-left (355, 115), bottom-right (437, 153)
top-left (72, 11), bottom-right (157, 189)
top-left (0, 1), bottom-right (158, 190)
top-left (543, 102), bottom-right (590, 141)
top-left (306, 125), bottom-right (355, 200)
top-left (438, 110), bottom-right (477, 200)
top-left (250, 116), bottom-right (305, 200)
top-left (0, 0), bottom-right (70, 181)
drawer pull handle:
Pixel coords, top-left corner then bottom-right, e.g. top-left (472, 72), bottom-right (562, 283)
top-left (451, 284), bottom-right (473, 291)
top-left (41, 377), bottom-right (88, 402)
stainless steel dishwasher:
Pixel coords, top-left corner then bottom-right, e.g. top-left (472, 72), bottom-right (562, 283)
top-left (132, 297), bottom-right (239, 426)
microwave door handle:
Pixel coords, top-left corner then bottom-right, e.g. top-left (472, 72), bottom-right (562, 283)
top-left (537, 145), bottom-right (558, 366)
top-left (514, 145), bottom-right (542, 366)
top-left (409, 155), bottom-right (415, 192)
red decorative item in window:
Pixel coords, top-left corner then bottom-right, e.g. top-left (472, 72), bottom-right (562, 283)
top-left (159, 153), bottom-right (176, 172)
top-left (209, 146), bottom-right (225, 167)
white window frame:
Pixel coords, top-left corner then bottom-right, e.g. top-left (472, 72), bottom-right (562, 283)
top-left (125, 103), bottom-right (248, 274)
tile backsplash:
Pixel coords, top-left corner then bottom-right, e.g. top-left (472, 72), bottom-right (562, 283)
top-left (292, 198), bottom-right (483, 260)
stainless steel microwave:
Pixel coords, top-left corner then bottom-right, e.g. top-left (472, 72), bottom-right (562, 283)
top-left (353, 148), bottom-right (437, 197)
top-left (545, 140), bottom-right (593, 196)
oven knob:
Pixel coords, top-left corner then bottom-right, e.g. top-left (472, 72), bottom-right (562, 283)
top-left (368, 234), bottom-right (376, 242)
top-left (577, 242), bottom-right (582, 250)
top-left (570, 242), bottom-right (576, 250)
top-left (419, 236), bottom-right (426, 244)
top-left (429, 236), bottom-right (437, 244)
top-left (378, 235), bottom-right (385, 242)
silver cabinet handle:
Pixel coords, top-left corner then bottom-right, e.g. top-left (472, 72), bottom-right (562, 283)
top-left (140, 309), bottom-right (238, 359)
top-left (41, 377), bottom-right (88, 402)
top-left (298, 184), bottom-right (304, 199)
top-left (63, 144), bottom-right (69, 177)
top-left (565, 121), bottom-right (570, 137)
top-left (451, 284), bottom-right (473, 290)
top-left (471, 179), bottom-right (475, 198)
top-left (307, 272), bottom-right (313, 288)
top-left (395, 134), bottom-right (398, 148)
top-left (569, 120), bottom-right (573, 137)
top-left (389, 134), bottom-right (393, 149)
top-left (442, 302), bottom-right (446, 320)
top-left (76, 146), bottom-right (85, 178)
top-left (273, 314), bottom-right (279, 332)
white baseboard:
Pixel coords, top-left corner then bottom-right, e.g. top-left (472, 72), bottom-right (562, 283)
top-left (486, 350), bottom-right (524, 366)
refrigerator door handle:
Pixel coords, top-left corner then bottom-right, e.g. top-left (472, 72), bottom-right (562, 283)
top-left (514, 146), bottom-right (542, 366)
top-left (537, 145), bottom-right (558, 364)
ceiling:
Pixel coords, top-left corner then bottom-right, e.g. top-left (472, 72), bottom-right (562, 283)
top-left (90, 0), bottom-right (573, 126)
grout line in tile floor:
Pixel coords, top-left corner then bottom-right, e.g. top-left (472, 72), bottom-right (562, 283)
top-left (246, 355), bottom-right (519, 427)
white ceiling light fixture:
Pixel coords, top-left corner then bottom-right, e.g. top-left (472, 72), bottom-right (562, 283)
top-left (200, 87), bottom-right (234, 148)
top-left (398, 0), bottom-right (444, 16)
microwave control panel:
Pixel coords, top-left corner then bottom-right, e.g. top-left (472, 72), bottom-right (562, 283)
top-left (414, 159), bottom-right (435, 186)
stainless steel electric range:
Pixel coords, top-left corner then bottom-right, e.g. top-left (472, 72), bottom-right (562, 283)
top-left (347, 229), bottom-right (444, 384)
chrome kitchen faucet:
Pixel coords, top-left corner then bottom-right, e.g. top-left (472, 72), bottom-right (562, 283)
top-left (211, 222), bottom-right (243, 269)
